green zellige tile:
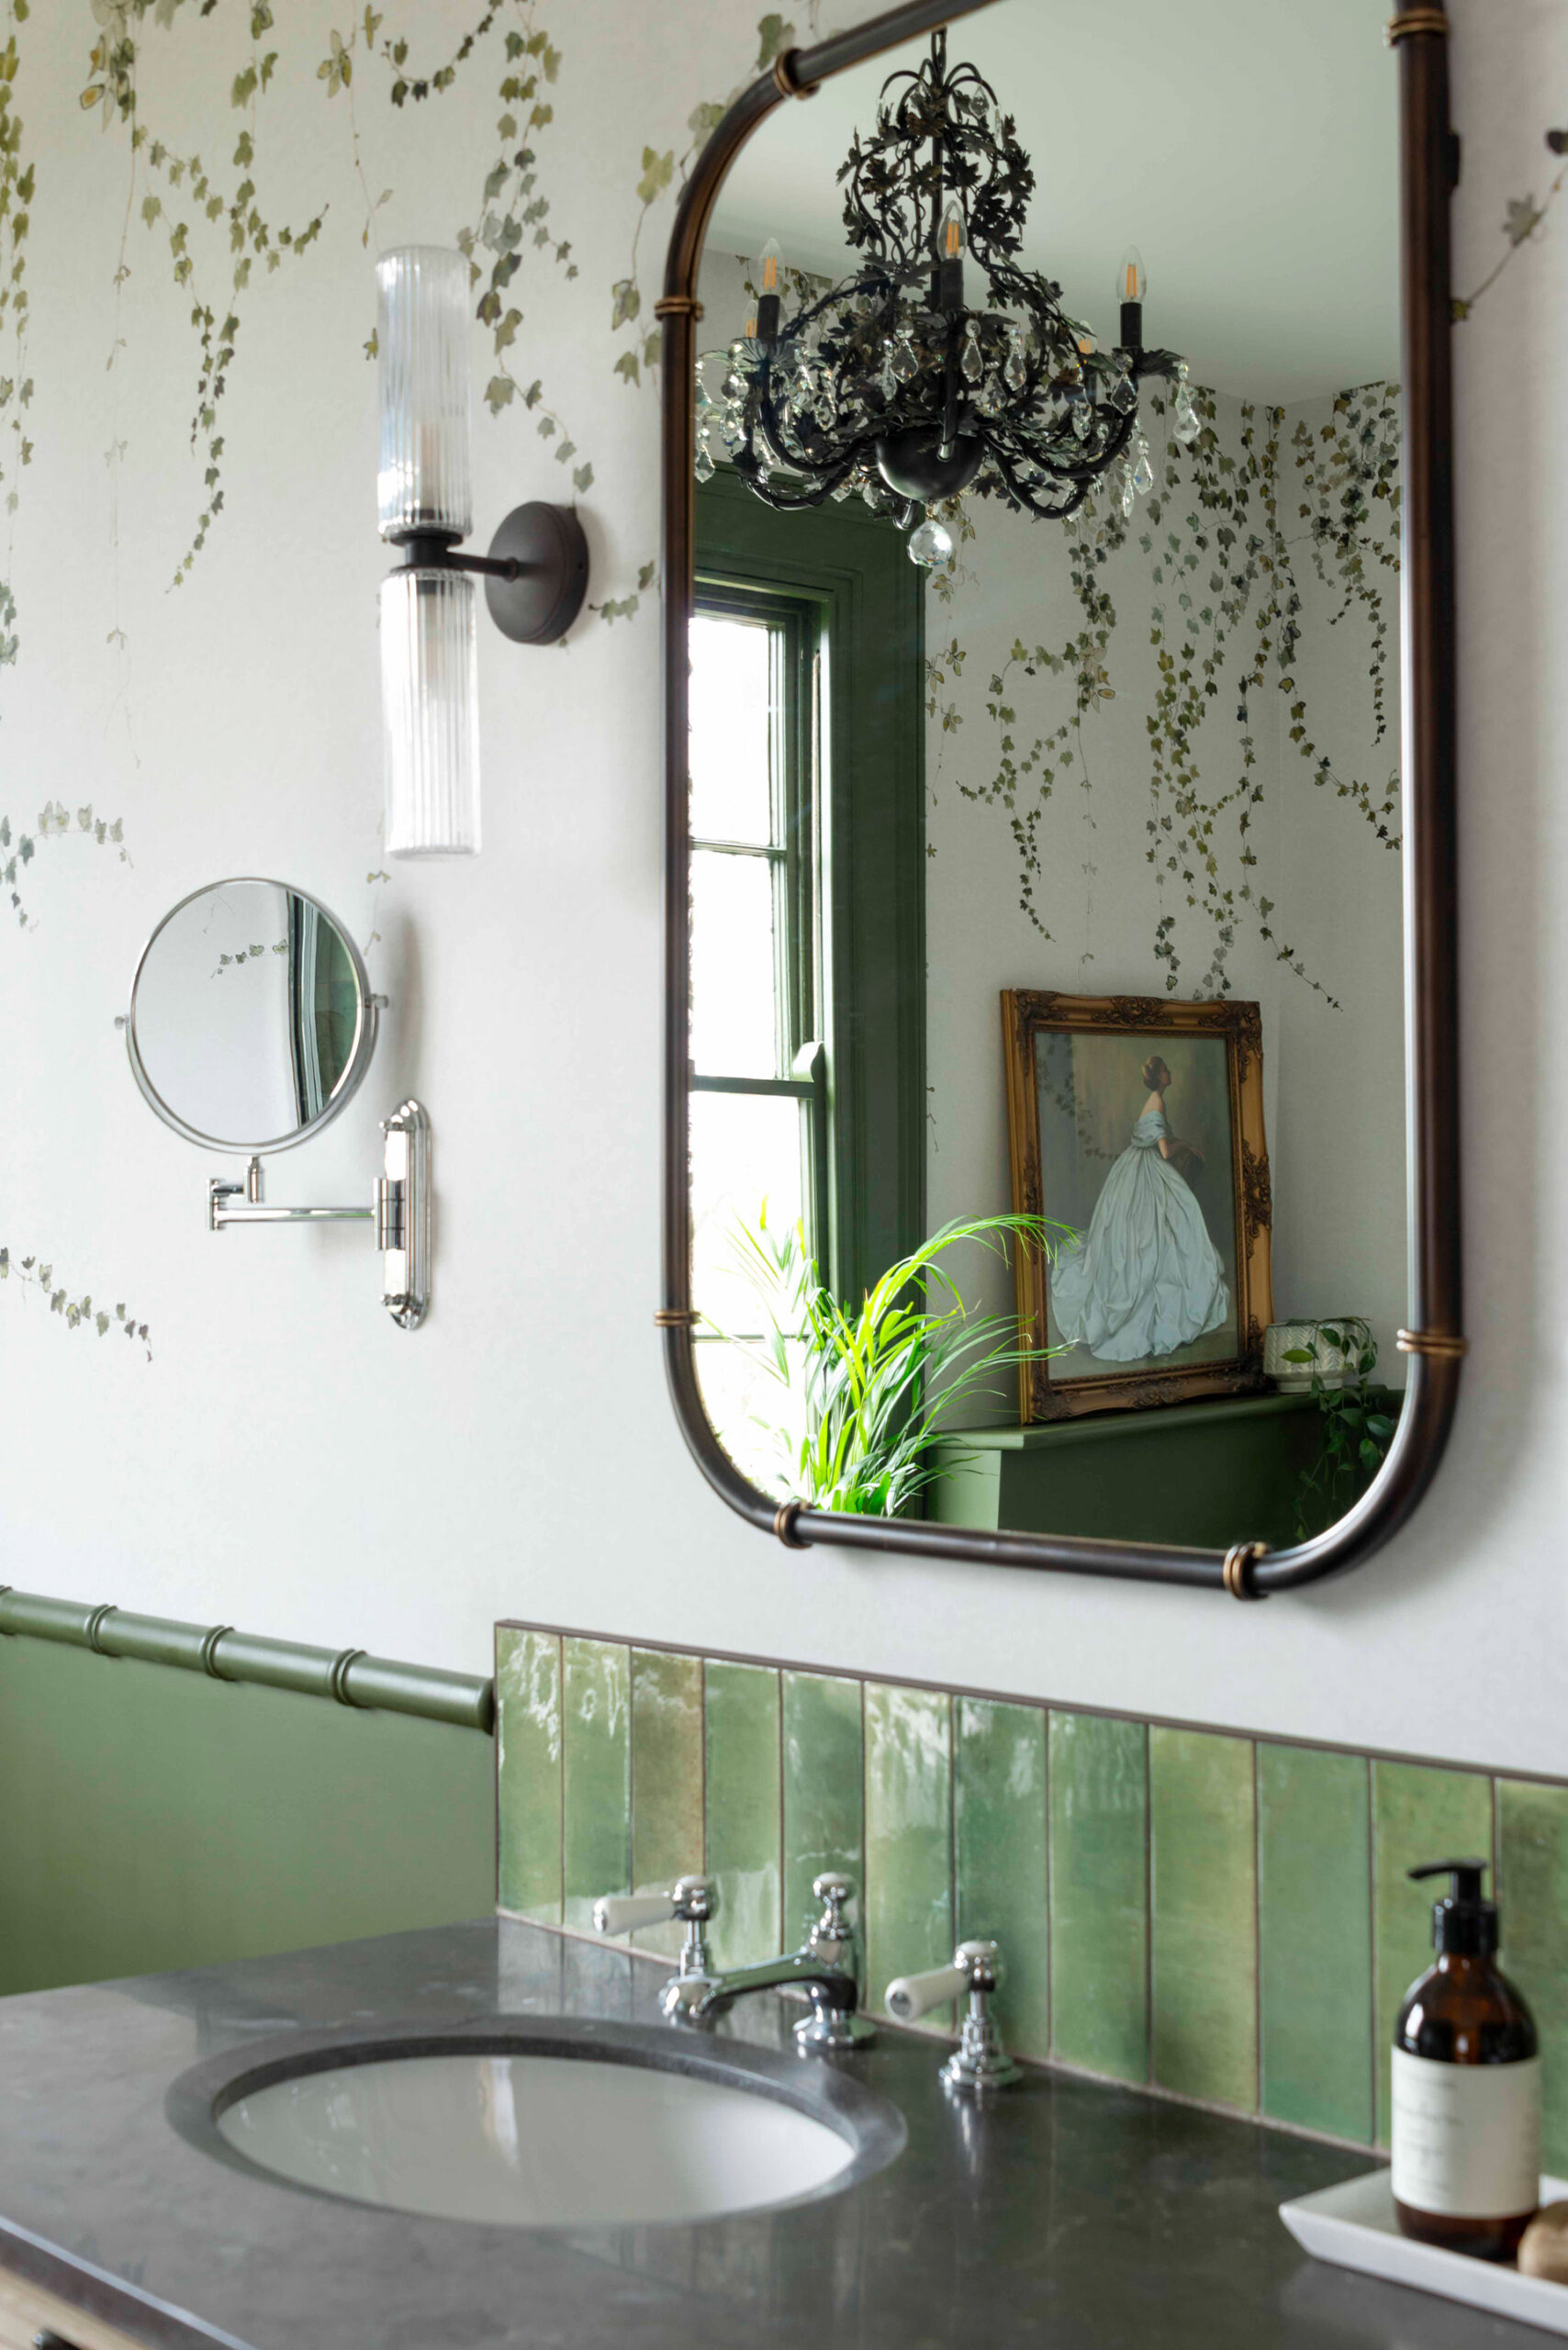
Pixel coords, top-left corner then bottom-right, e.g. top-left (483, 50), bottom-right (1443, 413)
top-left (631, 1647), bottom-right (704, 1959)
top-left (864, 1683), bottom-right (953, 2023)
top-left (1048, 1711), bottom-right (1148, 2083)
top-left (955, 1697), bottom-right (1048, 2061)
top-left (1258, 1744), bottom-right (1372, 2143)
top-left (1498, 1780), bottom-right (1568, 2172)
top-left (704, 1661), bottom-right (781, 1971)
top-left (562, 1638), bottom-right (631, 1933)
top-left (782, 1672), bottom-right (863, 1949)
top-left (1150, 1728), bottom-right (1257, 2112)
top-left (495, 1628), bottom-right (562, 1923)
top-left (1372, 1759), bottom-right (1493, 2144)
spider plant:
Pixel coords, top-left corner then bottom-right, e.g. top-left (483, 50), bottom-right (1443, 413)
top-left (712, 1208), bottom-right (1074, 1517)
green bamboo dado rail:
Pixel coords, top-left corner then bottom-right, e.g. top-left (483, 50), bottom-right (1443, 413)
top-left (0, 1587), bottom-right (494, 1733)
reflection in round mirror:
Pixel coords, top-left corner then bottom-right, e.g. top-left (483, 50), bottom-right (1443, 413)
top-left (125, 878), bottom-right (376, 1153)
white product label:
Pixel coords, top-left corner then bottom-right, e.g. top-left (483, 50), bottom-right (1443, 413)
top-left (1391, 2048), bottom-right (1541, 2219)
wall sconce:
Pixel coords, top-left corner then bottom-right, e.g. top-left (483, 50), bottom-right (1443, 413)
top-left (376, 244), bottom-right (589, 857)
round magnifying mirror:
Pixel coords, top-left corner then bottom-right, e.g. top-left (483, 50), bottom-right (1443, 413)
top-left (125, 878), bottom-right (377, 1153)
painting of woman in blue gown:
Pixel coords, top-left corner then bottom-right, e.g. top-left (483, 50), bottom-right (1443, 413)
top-left (1038, 1033), bottom-right (1238, 1378)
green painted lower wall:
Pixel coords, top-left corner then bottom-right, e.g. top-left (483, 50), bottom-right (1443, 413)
top-left (0, 1636), bottom-right (495, 1998)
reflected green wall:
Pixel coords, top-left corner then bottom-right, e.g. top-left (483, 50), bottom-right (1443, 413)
top-left (0, 1639), bottom-right (494, 1998)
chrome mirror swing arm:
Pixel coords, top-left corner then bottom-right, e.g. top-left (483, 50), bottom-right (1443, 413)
top-left (207, 1102), bottom-right (432, 1332)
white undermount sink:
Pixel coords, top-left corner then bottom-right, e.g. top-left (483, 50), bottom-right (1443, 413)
top-left (192, 2023), bottom-right (899, 2230)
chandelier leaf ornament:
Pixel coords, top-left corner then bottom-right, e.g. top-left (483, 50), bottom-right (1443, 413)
top-left (697, 31), bottom-right (1201, 566)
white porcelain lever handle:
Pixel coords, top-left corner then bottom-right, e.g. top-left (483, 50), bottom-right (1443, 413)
top-left (593, 1892), bottom-right (678, 1935)
top-left (885, 1962), bottom-right (970, 2020)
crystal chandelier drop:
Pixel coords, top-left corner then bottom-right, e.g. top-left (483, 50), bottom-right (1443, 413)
top-left (697, 31), bottom-right (1201, 565)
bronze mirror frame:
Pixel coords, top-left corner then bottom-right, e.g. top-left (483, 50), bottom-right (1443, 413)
top-left (658, 0), bottom-right (1460, 1599)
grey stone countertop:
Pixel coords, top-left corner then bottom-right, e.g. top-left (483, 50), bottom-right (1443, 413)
top-left (0, 1916), bottom-right (1561, 2350)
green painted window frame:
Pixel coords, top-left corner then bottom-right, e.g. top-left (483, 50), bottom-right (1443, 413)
top-left (694, 464), bottom-right (926, 1304)
top-left (689, 581), bottom-right (829, 1268)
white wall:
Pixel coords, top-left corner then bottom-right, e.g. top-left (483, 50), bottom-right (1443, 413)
top-left (2, 0), bottom-right (1563, 1777)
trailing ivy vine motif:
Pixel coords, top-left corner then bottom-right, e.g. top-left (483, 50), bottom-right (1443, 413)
top-left (1453, 116), bottom-right (1568, 320)
top-left (84, 0), bottom-right (329, 588)
top-left (0, 0), bottom-right (32, 684)
top-left (318, 3), bottom-right (628, 595)
top-left (3, 801), bottom-right (129, 930)
top-left (945, 381), bottom-right (1402, 1001)
top-left (611, 12), bottom-right (810, 393)
top-left (0, 1248), bottom-right (151, 1358)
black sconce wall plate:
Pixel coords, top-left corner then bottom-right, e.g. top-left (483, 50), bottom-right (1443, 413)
top-left (485, 502), bottom-right (589, 643)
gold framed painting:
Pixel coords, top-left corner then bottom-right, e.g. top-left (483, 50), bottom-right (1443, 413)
top-left (1002, 990), bottom-right (1274, 1423)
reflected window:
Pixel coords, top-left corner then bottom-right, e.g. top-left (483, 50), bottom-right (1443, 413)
top-left (689, 597), bottom-right (824, 1488)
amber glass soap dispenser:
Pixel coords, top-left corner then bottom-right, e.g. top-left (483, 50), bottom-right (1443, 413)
top-left (1392, 1859), bottom-right (1540, 2259)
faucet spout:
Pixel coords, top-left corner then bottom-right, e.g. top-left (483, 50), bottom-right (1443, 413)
top-left (660, 1873), bottom-right (876, 2052)
top-left (683, 1951), bottom-right (857, 2023)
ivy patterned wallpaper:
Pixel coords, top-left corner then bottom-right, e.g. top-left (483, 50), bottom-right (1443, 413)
top-left (1, 0), bottom-right (1566, 1786)
top-left (0, 0), bottom-right (797, 1336)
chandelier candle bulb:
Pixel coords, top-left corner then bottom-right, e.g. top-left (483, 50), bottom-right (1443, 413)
top-left (937, 198), bottom-right (967, 312)
top-left (1117, 245), bottom-right (1147, 351)
top-left (756, 237), bottom-right (784, 341)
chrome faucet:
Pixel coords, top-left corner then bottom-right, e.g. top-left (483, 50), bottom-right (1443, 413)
top-left (662, 1872), bottom-right (876, 2052)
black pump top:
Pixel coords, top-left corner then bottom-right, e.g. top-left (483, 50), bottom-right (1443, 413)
top-left (1409, 1857), bottom-right (1498, 1955)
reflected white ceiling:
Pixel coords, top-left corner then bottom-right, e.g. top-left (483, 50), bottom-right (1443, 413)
top-left (708, 0), bottom-right (1399, 405)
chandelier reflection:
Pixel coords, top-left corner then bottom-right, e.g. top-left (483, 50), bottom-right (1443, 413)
top-left (698, 31), bottom-right (1201, 566)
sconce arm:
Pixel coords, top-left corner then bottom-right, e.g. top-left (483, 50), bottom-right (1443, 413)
top-left (385, 503), bottom-right (588, 646)
top-left (388, 532), bottom-right (524, 584)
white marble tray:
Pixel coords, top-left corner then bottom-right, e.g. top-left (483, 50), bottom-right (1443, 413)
top-left (1281, 2168), bottom-right (1568, 2335)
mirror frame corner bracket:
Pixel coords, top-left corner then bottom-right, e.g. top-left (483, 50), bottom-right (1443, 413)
top-left (658, 0), bottom-right (1461, 1598)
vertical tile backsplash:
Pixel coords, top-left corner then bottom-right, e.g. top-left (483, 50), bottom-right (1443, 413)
top-left (561, 1637), bottom-right (630, 1934)
top-left (1256, 1743), bottom-right (1372, 2144)
top-left (703, 1660), bottom-right (781, 1971)
top-left (629, 1646), bottom-right (702, 1961)
top-left (781, 1671), bottom-right (863, 1945)
top-left (863, 1683), bottom-right (953, 2017)
top-left (496, 1620), bottom-right (1568, 2163)
top-left (1148, 1728), bottom-right (1258, 2113)
top-left (955, 1697), bottom-right (1048, 2059)
top-left (495, 1627), bottom-right (562, 1923)
top-left (1047, 1710), bottom-right (1148, 2085)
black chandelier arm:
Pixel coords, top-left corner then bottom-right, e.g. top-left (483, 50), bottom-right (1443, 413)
top-left (732, 450), bottom-right (854, 509)
top-left (1128, 346), bottom-right (1185, 384)
top-left (990, 400), bottom-right (1138, 489)
top-left (984, 439), bottom-right (1093, 523)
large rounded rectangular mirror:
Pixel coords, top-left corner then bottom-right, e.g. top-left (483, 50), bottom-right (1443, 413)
top-left (659, 0), bottom-right (1460, 1598)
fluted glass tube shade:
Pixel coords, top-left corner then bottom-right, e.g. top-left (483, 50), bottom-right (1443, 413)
top-left (380, 568), bottom-right (481, 857)
top-left (376, 245), bottom-right (474, 542)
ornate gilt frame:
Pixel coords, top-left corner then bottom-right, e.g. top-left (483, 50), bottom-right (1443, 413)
top-left (658, 0), bottom-right (1462, 1598)
top-left (1002, 990), bottom-right (1273, 1422)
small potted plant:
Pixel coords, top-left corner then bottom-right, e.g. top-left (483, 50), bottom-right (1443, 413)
top-left (709, 1209), bottom-right (1072, 1516)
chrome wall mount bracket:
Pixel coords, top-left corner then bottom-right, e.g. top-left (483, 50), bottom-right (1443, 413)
top-left (208, 1100), bottom-right (431, 1331)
